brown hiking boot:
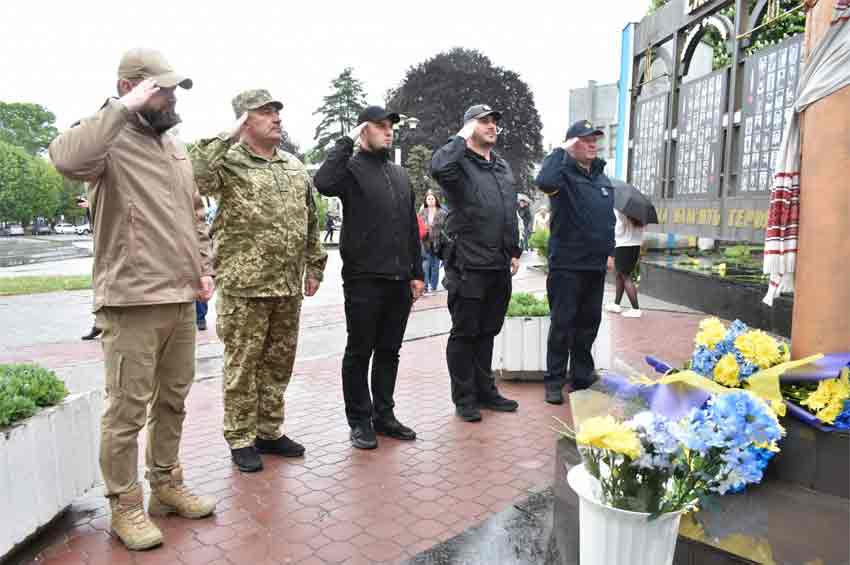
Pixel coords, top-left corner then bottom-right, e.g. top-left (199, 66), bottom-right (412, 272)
top-left (148, 466), bottom-right (216, 519)
top-left (109, 485), bottom-right (163, 551)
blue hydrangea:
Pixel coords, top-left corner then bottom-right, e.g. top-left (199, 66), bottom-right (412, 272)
top-left (727, 320), bottom-right (749, 339)
top-left (833, 400), bottom-right (850, 431)
top-left (628, 411), bottom-right (683, 471)
top-left (691, 346), bottom-right (720, 376)
top-left (724, 446), bottom-right (775, 494)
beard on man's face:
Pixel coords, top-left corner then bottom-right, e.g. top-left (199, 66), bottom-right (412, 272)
top-left (139, 106), bottom-right (181, 134)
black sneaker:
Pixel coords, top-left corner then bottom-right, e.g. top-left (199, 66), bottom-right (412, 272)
top-left (197, 319), bottom-right (207, 331)
top-left (455, 405), bottom-right (482, 422)
top-left (231, 446), bottom-right (263, 473)
top-left (350, 423), bottom-right (378, 450)
top-left (545, 384), bottom-right (564, 405)
top-left (373, 416), bottom-right (416, 441)
top-left (480, 394), bottom-right (519, 412)
top-left (255, 435), bottom-right (305, 457)
top-left (81, 326), bottom-right (102, 341)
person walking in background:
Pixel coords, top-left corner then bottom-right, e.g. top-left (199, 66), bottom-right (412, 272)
top-left (535, 120), bottom-right (616, 406)
top-left (191, 89), bottom-right (327, 473)
top-left (605, 209), bottom-right (644, 318)
top-left (77, 193), bottom-right (103, 341)
top-left (517, 195), bottom-right (533, 252)
top-left (430, 103), bottom-right (521, 423)
top-left (419, 190), bottom-right (446, 294)
top-left (50, 48), bottom-right (216, 551)
top-left (324, 211), bottom-right (336, 242)
top-left (314, 105), bottom-right (424, 450)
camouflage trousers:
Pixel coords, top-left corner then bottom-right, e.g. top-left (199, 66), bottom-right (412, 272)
top-left (217, 293), bottom-right (302, 449)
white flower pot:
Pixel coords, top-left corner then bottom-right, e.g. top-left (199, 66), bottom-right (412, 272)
top-left (493, 316), bottom-right (550, 379)
top-left (0, 391), bottom-right (103, 559)
top-left (567, 463), bottom-right (683, 565)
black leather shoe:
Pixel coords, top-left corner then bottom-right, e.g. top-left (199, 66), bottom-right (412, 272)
top-left (481, 394), bottom-right (519, 412)
top-left (197, 319), bottom-right (207, 331)
top-left (81, 326), bottom-right (102, 341)
top-left (545, 385), bottom-right (564, 405)
top-left (255, 435), bottom-right (305, 457)
top-left (350, 423), bottom-right (378, 450)
top-left (455, 405), bottom-right (482, 422)
top-left (571, 372), bottom-right (600, 392)
top-left (373, 416), bottom-right (416, 441)
top-left (231, 446), bottom-right (263, 473)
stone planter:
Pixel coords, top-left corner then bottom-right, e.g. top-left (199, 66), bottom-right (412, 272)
top-left (493, 316), bottom-right (550, 381)
top-left (0, 391), bottom-right (103, 559)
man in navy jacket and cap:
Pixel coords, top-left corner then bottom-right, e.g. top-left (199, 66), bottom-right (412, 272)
top-left (535, 120), bottom-right (616, 405)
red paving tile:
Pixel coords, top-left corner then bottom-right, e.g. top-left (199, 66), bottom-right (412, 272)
top-left (14, 300), bottom-right (708, 564)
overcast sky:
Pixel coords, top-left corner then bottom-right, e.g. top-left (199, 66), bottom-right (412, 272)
top-left (0, 1), bottom-right (648, 152)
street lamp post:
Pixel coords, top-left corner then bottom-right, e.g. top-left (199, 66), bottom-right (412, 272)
top-left (393, 115), bottom-right (419, 166)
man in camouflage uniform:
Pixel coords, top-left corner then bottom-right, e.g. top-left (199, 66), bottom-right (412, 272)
top-left (191, 89), bottom-right (327, 473)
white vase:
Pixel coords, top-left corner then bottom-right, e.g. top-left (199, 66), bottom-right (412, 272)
top-left (567, 464), bottom-right (683, 565)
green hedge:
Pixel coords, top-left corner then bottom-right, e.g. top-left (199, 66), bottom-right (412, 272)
top-left (0, 364), bottom-right (68, 427)
top-left (506, 292), bottom-right (549, 317)
top-left (529, 229), bottom-right (549, 261)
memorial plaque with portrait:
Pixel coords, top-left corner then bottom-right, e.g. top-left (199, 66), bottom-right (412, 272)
top-left (675, 69), bottom-right (727, 198)
top-left (630, 92), bottom-right (669, 197)
top-left (739, 34), bottom-right (804, 193)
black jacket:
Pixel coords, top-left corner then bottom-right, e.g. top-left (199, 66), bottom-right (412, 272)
top-left (535, 148), bottom-right (615, 271)
top-left (314, 137), bottom-right (423, 282)
top-left (430, 137), bottom-right (521, 270)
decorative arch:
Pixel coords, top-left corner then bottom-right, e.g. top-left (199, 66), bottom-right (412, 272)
top-left (634, 45), bottom-right (674, 97)
top-left (681, 14), bottom-right (735, 76)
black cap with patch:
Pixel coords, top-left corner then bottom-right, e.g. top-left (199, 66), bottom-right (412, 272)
top-left (566, 120), bottom-right (604, 140)
top-left (463, 104), bottom-right (502, 123)
top-left (358, 106), bottom-right (401, 125)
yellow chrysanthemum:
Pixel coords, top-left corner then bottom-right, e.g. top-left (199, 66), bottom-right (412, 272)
top-left (695, 317), bottom-right (726, 348)
top-left (713, 353), bottom-right (741, 387)
top-left (778, 343), bottom-right (791, 364)
top-left (802, 372), bottom-right (850, 411)
top-left (735, 330), bottom-right (781, 369)
top-left (815, 399), bottom-right (845, 425)
top-left (575, 415), bottom-right (641, 459)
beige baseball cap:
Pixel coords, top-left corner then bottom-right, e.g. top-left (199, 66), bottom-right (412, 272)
top-left (117, 48), bottom-right (192, 89)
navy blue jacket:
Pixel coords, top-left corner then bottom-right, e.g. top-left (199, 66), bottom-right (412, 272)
top-left (430, 137), bottom-right (521, 270)
top-left (535, 149), bottom-right (615, 271)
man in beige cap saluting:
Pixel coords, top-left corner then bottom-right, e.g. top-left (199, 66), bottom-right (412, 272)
top-left (191, 90), bottom-right (326, 473)
top-left (49, 48), bottom-right (216, 551)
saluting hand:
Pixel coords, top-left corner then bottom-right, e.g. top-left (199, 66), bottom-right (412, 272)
top-left (348, 122), bottom-right (367, 148)
top-left (118, 78), bottom-right (161, 113)
top-left (228, 113), bottom-right (249, 141)
top-left (456, 120), bottom-right (476, 140)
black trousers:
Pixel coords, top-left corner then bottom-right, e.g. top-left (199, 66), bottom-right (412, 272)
top-left (445, 267), bottom-right (511, 408)
top-left (544, 269), bottom-right (605, 388)
top-left (341, 278), bottom-right (413, 427)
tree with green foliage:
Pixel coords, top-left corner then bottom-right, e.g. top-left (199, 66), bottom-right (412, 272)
top-left (387, 48), bottom-right (544, 192)
top-left (0, 140), bottom-right (62, 225)
top-left (404, 145), bottom-right (440, 208)
top-left (312, 67), bottom-right (368, 160)
top-left (0, 102), bottom-right (59, 155)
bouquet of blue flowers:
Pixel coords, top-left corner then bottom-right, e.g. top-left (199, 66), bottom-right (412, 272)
top-left (557, 389), bottom-right (784, 517)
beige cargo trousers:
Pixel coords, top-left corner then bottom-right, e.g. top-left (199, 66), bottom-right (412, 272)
top-left (96, 303), bottom-right (196, 495)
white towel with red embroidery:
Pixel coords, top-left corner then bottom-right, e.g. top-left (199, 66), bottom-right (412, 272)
top-left (763, 2), bottom-right (850, 306)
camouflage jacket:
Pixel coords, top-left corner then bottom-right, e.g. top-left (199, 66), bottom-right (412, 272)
top-left (191, 136), bottom-right (327, 297)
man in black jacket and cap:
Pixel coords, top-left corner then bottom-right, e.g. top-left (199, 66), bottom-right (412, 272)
top-left (314, 106), bottom-right (425, 449)
top-left (535, 120), bottom-right (616, 405)
top-left (430, 104), bottom-right (521, 423)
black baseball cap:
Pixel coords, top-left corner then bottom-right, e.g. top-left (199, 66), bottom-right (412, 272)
top-left (566, 120), bottom-right (604, 140)
top-left (463, 104), bottom-right (502, 123)
top-left (358, 105), bottom-right (401, 125)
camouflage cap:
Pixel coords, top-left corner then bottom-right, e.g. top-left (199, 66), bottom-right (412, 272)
top-left (231, 89), bottom-right (284, 118)
top-left (117, 48), bottom-right (192, 89)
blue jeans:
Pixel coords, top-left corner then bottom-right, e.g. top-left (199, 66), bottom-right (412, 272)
top-left (423, 250), bottom-right (441, 291)
top-left (195, 300), bottom-right (208, 323)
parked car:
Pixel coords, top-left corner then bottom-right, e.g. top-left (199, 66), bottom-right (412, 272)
top-left (53, 223), bottom-right (76, 234)
top-left (3, 224), bottom-right (25, 236)
top-left (31, 223), bottom-right (51, 236)
top-left (75, 223), bottom-right (92, 235)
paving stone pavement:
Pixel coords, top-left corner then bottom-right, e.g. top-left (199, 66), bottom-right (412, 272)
top-left (4, 254), bottom-right (716, 564)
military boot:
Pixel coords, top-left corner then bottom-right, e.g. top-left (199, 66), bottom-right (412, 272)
top-left (109, 485), bottom-right (163, 551)
top-left (148, 467), bottom-right (216, 519)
